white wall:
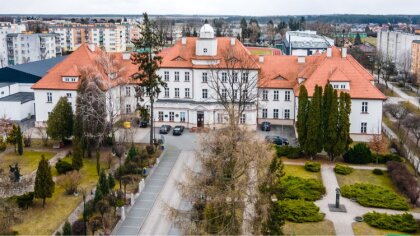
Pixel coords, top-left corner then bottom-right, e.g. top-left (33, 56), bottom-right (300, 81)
top-left (350, 99), bottom-right (383, 135)
top-left (34, 89), bottom-right (77, 124)
top-left (258, 88), bottom-right (295, 122)
top-left (0, 100), bottom-right (34, 121)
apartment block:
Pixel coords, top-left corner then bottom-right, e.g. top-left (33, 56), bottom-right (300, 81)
top-left (411, 40), bottom-right (420, 85)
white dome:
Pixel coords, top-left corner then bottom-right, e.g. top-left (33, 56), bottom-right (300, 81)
top-left (199, 24), bottom-right (215, 39)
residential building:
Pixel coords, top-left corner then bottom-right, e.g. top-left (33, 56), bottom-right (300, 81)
top-left (0, 22), bottom-right (26, 68)
top-left (411, 40), bottom-right (420, 85)
top-left (6, 33), bottom-right (62, 66)
top-left (281, 31), bottom-right (335, 56)
top-left (377, 31), bottom-right (420, 69)
top-left (0, 56), bottom-right (66, 120)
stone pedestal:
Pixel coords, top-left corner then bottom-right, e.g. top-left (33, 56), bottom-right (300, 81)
top-left (121, 206), bottom-right (126, 221)
top-left (328, 204), bottom-right (347, 212)
top-left (130, 193), bottom-right (134, 205)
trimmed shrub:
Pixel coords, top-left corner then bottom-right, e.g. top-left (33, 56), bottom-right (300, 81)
top-left (15, 192), bottom-right (34, 209)
top-left (71, 219), bottom-right (86, 235)
top-left (334, 164), bottom-right (353, 175)
top-left (62, 221), bottom-right (72, 235)
top-left (281, 176), bottom-right (326, 201)
top-left (387, 161), bottom-right (420, 205)
top-left (364, 212), bottom-right (418, 233)
top-left (280, 199), bottom-right (325, 223)
top-left (276, 146), bottom-right (303, 159)
top-left (304, 161), bottom-right (320, 172)
top-left (340, 183), bottom-right (409, 210)
top-left (343, 143), bottom-right (372, 164)
top-left (372, 169), bottom-right (384, 175)
top-left (374, 153), bottom-right (403, 164)
top-left (146, 145), bottom-right (155, 155)
top-left (0, 138), bottom-right (6, 152)
top-left (55, 159), bottom-right (74, 175)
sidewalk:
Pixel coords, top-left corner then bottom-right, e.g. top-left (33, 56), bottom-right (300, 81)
top-left (114, 145), bottom-right (181, 235)
top-left (378, 77), bottom-right (419, 107)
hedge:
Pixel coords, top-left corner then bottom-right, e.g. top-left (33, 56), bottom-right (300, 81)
top-left (334, 164), bottom-right (353, 175)
top-left (340, 183), bottom-right (409, 210)
top-left (387, 161), bottom-right (419, 204)
top-left (276, 146), bottom-right (302, 159)
top-left (343, 143), bottom-right (372, 164)
top-left (372, 169), bottom-right (384, 175)
top-left (373, 153), bottom-right (403, 163)
top-left (55, 159), bottom-right (74, 175)
top-left (304, 161), bottom-right (321, 172)
top-left (280, 199), bottom-right (325, 223)
top-left (364, 212), bottom-right (418, 233)
top-left (281, 176), bottom-right (326, 201)
top-left (15, 192), bottom-right (34, 209)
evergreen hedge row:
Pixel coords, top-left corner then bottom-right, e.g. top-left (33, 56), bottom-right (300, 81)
top-left (280, 199), bottom-right (325, 223)
top-left (364, 212), bottom-right (418, 233)
top-left (281, 176), bottom-right (326, 201)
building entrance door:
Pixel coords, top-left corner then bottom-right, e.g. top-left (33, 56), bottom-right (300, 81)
top-left (197, 111), bottom-right (204, 128)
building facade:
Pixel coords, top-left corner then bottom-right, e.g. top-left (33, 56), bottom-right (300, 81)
top-left (6, 33), bottom-right (62, 66)
top-left (411, 40), bottom-right (420, 85)
top-left (281, 31), bottom-right (334, 56)
top-left (0, 22), bottom-right (26, 68)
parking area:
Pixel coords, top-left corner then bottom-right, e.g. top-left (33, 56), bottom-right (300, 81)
top-left (256, 124), bottom-right (297, 146)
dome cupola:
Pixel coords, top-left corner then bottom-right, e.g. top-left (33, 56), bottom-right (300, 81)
top-left (199, 24), bottom-right (215, 39)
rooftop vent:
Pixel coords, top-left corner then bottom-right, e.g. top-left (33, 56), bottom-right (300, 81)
top-left (181, 37), bottom-right (187, 45)
top-left (327, 48), bottom-right (332, 58)
top-left (298, 56), bottom-right (306, 64)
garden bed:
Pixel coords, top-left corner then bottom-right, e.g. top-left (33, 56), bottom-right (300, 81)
top-left (283, 220), bottom-right (336, 235)
top-left (284, 164), bottom-right (322, 181)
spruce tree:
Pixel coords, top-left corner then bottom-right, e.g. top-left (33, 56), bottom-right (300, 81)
top-left (62, 221), bottom-right (72, 235)
top-left (72, 142), bottom-right (83, 171)
top-left (304, 85), bottom-right (323, 159)
top-left (296, 86), bottom-right (309, 148)
top-left (324, 88), bottom-right (339, 160)
top-left (34, 155), bottom-right (55, 207)
top-left (7, 124), bottom-right (19, 153)
top-left (47, 97), bottom-right (73, 142)
top-left (17, 125), bottom-right (23, 155)
top-left (98, 169), bottom-right (109, 196)
top-left (96, 150), bottom-right (101, 176)
top-left (108, 174), bottom-right (116, 190)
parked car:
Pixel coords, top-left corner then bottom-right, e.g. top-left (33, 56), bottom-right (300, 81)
top-left (174, 125), bottom-right (185, 133)
top-left (139, 120), bottom-right (148, 128)
top-left (173, 127), bottom-right (183, 136)
top-left (265, 135), bottom-right (289, 146)
top-left (261, 121), bottom-right (271, 131)
top-left (159, 125), bottom-right (172, 134)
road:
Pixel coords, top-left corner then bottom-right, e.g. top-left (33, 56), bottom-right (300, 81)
top-left (378, 77), bottom-right (419, 107)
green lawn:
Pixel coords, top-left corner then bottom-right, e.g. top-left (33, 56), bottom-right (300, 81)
top-left (353, 222), bottom-right (411, 236)
top-left (0, 150), bottom-right (56, 175)
top-left (400, 101), bottom-right (420, 116)
top-left (335, 169), bottom-right (394, 190)
top-left (13, 154), bottom-right (111, 235)
top-left (284, 164), bottom-right (322, 181)
top-left (284, 220), bottom-right (336, 235)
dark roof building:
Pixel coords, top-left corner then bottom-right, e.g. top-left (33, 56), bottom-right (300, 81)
top-left (0, 92), bottom-right (34, 104)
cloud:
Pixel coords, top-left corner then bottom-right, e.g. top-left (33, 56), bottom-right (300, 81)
top-left (2, 0), bottom-right (420, 15)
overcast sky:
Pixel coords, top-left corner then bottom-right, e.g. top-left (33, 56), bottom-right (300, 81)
top-left (2, 0), bottom-right (420, 15)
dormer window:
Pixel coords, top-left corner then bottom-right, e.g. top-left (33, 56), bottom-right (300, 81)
top-left (203, 48), bottom-right (208, 53)
top-left (62, 76), bottom-right (78, 83)
top-left (109, 72), bottom-right (117, 80)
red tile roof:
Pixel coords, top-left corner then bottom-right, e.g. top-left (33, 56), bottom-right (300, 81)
top-left (259, 47), bottom-right (386, 100)
top-left (32, 44), bottom-right (138, 91)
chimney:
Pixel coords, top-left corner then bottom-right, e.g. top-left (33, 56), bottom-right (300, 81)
top-left (259, 56), bottom-right (264, 63)
top-left (341, 47), bottom-right (347, 58)
top-left (181, 37), bottom-right (187, 45)
top-left (88, 42), bottom-right (95, 52)
top-left (327, 47), bottom-right (332, 58)
top-left (298, 56), bottom-right (306, 64)
top-left (230, 37), bottom-right (236, 46)
top-left (122, 52), bottom-right (131, 60)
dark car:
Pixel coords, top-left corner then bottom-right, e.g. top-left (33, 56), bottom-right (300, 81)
top-left (174, 125), bottom-right (185, 133)
top-left (261, 121), bottom-right (271, 131)
top-left (265, 135), bottom-right (289, 146)
top-left (139, 120), bottom-right (148, 128)
top-left (173, 127), bottom-right (183, 136)
top-left (159, 125), bottom-right (172, 134)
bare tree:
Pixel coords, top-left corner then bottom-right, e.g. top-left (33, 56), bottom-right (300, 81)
top-left (36, 126), bottom-right (49, 147)
top-left (169, 128), bottom-right (275, 235)
top-left (398, 50), bottom-right (412, 87)
top-left (382, 57), bottom-right (396, 89)
top-left (404, 115), bottom-right (420, 147)
top-left (384, 103), bottom-right (410, 130)
top-left (369, 134), bottom-right (388, 163)
top-left (374, 51), bottom-right (384, 84)
top-left (207, 46), bottom-right (260, 128)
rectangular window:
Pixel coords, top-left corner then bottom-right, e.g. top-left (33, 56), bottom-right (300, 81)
top-left (333, 84), bottom-right (339, 89)
top-left (243, 90), bottom-right (248, 99)
top-left (202, 72), bottom-right (208, 83)
top-left (262, 109), bottom-right (267, 118)
top-left (158, 111), bottom-right (163, 121)
top-left (233, 89), bottom-right (238, 100)
top-left (240, 114), bottom-right (246, 124)
top-left (164, 87), bottom-right (169, 97)
top-left (202, 89), bottom-right (208, 99)
top-left (185, 72), bottom-right (190, 82)
top-left (125, 86), bottom-right (131, 97)
top-left (341, 84), bottom-right (346, 89)
top-left (233, 72), bottom-right (238, 83)
top-left (222, 72), bottom-right (227, 83)
top-left (164, 71), bottom-right (169, 81)
top-left (242, 72), bottom-right (249, 83)
top-left (174, 72), bottom-right (180, 82)
top-left (47, 92), bottom-right (52, 103)
top-left (362, 102), bottom-right (368, 113)
top-left (175, 88), bottom-right (180, 98)
top-left (66, 93), bottom-right (72, 98)
top-left (273, 91), bottom-right (279, 101)
top-left (284, 109), bottom-right (290, 119)
top-left (222, 89), bottom-right (227, 99)
top-left (126, 104), bottom-right (131, 114)
top-left (169, 112), bottom-right (174, 122)
top-left (273, 109), bottom-right (279, 119)
top-left (285, 91), bottom-right (290, 101)
top-left (361, 122), bottom-right (367, 133)
top-left (185, 88), bottom-right (190, 98)
top-left (217, 113), bottom-right (223, 124)
top-left (180, 112), bottom-right (186, 122)
top-left (262, 90), bottom-right (268, 100)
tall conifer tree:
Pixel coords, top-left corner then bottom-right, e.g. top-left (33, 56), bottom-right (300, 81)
top-left (34, 155), bottom-right (55, 207)
top-left (304, 85), bottom-right (323, 158)
top-left (296, 85), bottom-right (309, 148)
